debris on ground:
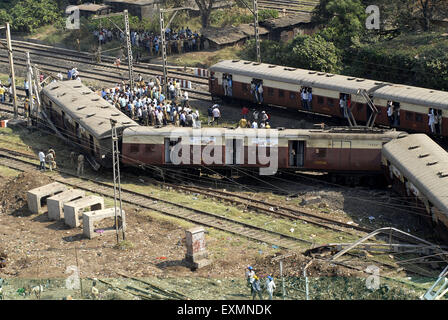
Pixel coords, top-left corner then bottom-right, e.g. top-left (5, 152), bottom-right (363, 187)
top-left (0, 171), bottom-right (53, 216)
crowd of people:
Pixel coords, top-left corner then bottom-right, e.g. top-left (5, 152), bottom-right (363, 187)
top-left (93, 26), bottom-right (203, 58)
top-left (101, 76), bottom-right (203, 128)
top-left (237, 106), bottom-right (271, 129)
top-left (245, 266), bottom-right (277, 300)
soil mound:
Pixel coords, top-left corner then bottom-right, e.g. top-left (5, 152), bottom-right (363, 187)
top-left (0, 170), bottom-right (53, 216)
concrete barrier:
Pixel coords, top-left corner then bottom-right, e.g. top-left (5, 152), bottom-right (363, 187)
top-left (82, 208), bottom-right (126, 239)
top-left (27, 182), bottom-right (68, 214)
top-left (47, 189), bottom-right (86, 220)
top-left (63, 195), bottom-right (104, 228)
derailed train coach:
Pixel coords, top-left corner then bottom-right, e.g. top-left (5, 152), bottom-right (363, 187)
top-left (41, 80), bottom-right (139, 167)
top-left (382, 134), bottom-right (448, 237)
top-left (209, 60), bottom-right (448, 137)
top-left (121, 126), bottom-right (406, 180)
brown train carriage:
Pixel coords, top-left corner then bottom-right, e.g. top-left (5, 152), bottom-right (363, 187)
top-left (122, 126), bottom-right (406, 175)
top-left (209, 60), bottom-right (448, 138)
top-left (382, 134), bottom-right (448, 238)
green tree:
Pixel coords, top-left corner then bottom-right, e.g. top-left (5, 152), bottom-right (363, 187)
top-left (312, 0), bottom-right (367, 48)
top-left (0, 10), bottom-right (11, 25)
top-left (9, 0), bottom-right (62, 33)
top-left (285, 34), bottom-right (342, 73)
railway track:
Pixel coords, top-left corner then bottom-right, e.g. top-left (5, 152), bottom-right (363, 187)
top-left (3, 39), bottom-right (209, 85)
top-left (0, 135), bottom-right (440, 279)
top-left (0, 40), bottom-right (210, 101)
top-left (93, 272), bottom-right (187, 300)
top-left (155, 181), bottom-right (373, 237)
top-left (0, 148), bottom-right (312, 251)
top-left (258, 0), bottom-right (318, 14)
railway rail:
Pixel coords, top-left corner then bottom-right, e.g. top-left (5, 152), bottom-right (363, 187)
top-left (0, 148), bottom-right (312, 251)
top-left (2, 39), bottom-right (209, 85)
top-left (0, 40), bottom-right (210, 101)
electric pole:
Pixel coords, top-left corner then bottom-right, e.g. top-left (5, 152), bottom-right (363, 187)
top-left (123, 10), bottom-right (134, 90)
top-left (159, 7), bottom-right (187, 97)
top-left (26, 52), bottom-right (35, 122)
top-left (5, 23), bottom-right (18, 119)
top-left (111, 119), bottom-right (125, 243)
top-left (236, 0), bottom-right (261, 63)
top-left (253, 0), bottom-right (261, 63)
top-left (92, 11), bottom-right (134, 88)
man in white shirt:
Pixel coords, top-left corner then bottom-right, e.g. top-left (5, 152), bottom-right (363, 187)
top-left (266, 276), bottom-right (276, 300)
top-left (212, 106), bottom-right (221, 126)
top-left (38, 151), bottom-right (46, 171)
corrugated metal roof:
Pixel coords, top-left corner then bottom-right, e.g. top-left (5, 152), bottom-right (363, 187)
top-left (42, 80), bottom-right (138, 139)
top-left (209, 60), bottom-right (448, 109)
top-left (261, 13), bottom-right (312, 30)
top-left (382, 134), bottom-right (448, 215)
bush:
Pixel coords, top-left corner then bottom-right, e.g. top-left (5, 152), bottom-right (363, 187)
top-left (8, 0), bottom-right (63, 33)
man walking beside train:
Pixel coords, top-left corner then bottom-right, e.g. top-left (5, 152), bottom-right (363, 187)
top-left (38, 151), bottom-right (46, 171)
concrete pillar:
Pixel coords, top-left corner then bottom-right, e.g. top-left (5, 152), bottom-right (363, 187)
top-left (184, 227), bottom-right (211, 270)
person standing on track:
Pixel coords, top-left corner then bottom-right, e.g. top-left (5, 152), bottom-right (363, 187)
top-left (77, 154), bottom-right (85, 176)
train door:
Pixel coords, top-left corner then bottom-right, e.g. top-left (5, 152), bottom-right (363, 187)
top-left (339, 93), bottom-right (352, 118)
top-left (164, 138), bottom-right (181, 164)
top-left (89, 134), bottom-right (94, 156)
top-left (75, 122), bottom-right (81, 145)
top-left (288, 140), bottom-right (305, 167)
top-left (225, 138), bottom-right (244, 165)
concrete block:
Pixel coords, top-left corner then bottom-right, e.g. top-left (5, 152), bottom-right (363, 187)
top-left (47, 189), bottom-right (86, 220)
top-left (27, 182), bottom-right (68, 214)
top-left (82, 208), bottom-right (126, 239)
top-left (64, 195), bottom-right (104, 228)
top-left (184, 227), bottom-right (211, 270)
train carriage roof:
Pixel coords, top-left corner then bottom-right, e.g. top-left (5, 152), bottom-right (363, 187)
top-left (382, 134), bottom-right (448, 215)
top-left (210, 60), bottom-right (448, 110)
top-left (42, 80), bottom-right (139, 139)
top-left (123, 126), bottom-right (405, 141)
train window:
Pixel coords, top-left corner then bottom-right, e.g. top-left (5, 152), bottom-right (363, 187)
top-left (145, 145), bottom-right (153, 152)
top-left (242, 83), bottom-right (249, 92)
top-left (415, 113), bottom-right (423, 122)
top-left (327, 98), bottom-right (334, 106)
top-left (290, 92), bottom-right (296, 100)
top-left (268, 88), bottom-right (274, 96)
top-left (405, 111), bottom-right (414, 121)
top-left (130, 144), bottom-right (140, 153)
top-left (279, 90), bottom-right (284, 98)
top-left (317, 96), bottom-right (324, 105)
top-left (357, 103), bottom-right (364, 111)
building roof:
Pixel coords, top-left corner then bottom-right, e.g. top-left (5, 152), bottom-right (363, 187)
top-left (261, 12), bottom-right (312, 30)
top-left (382, 134), bottom-right (448, 215)
top-left (202, 24), bottom-right (269, 46)
top-left (77, 3), bottom-right (110, 12)
top-left (42, 80), bottom-right (138, 140)
top-left (209, 60), bottom-right (448, 109)
top-left (104, 0), bottom-right (157, 5)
